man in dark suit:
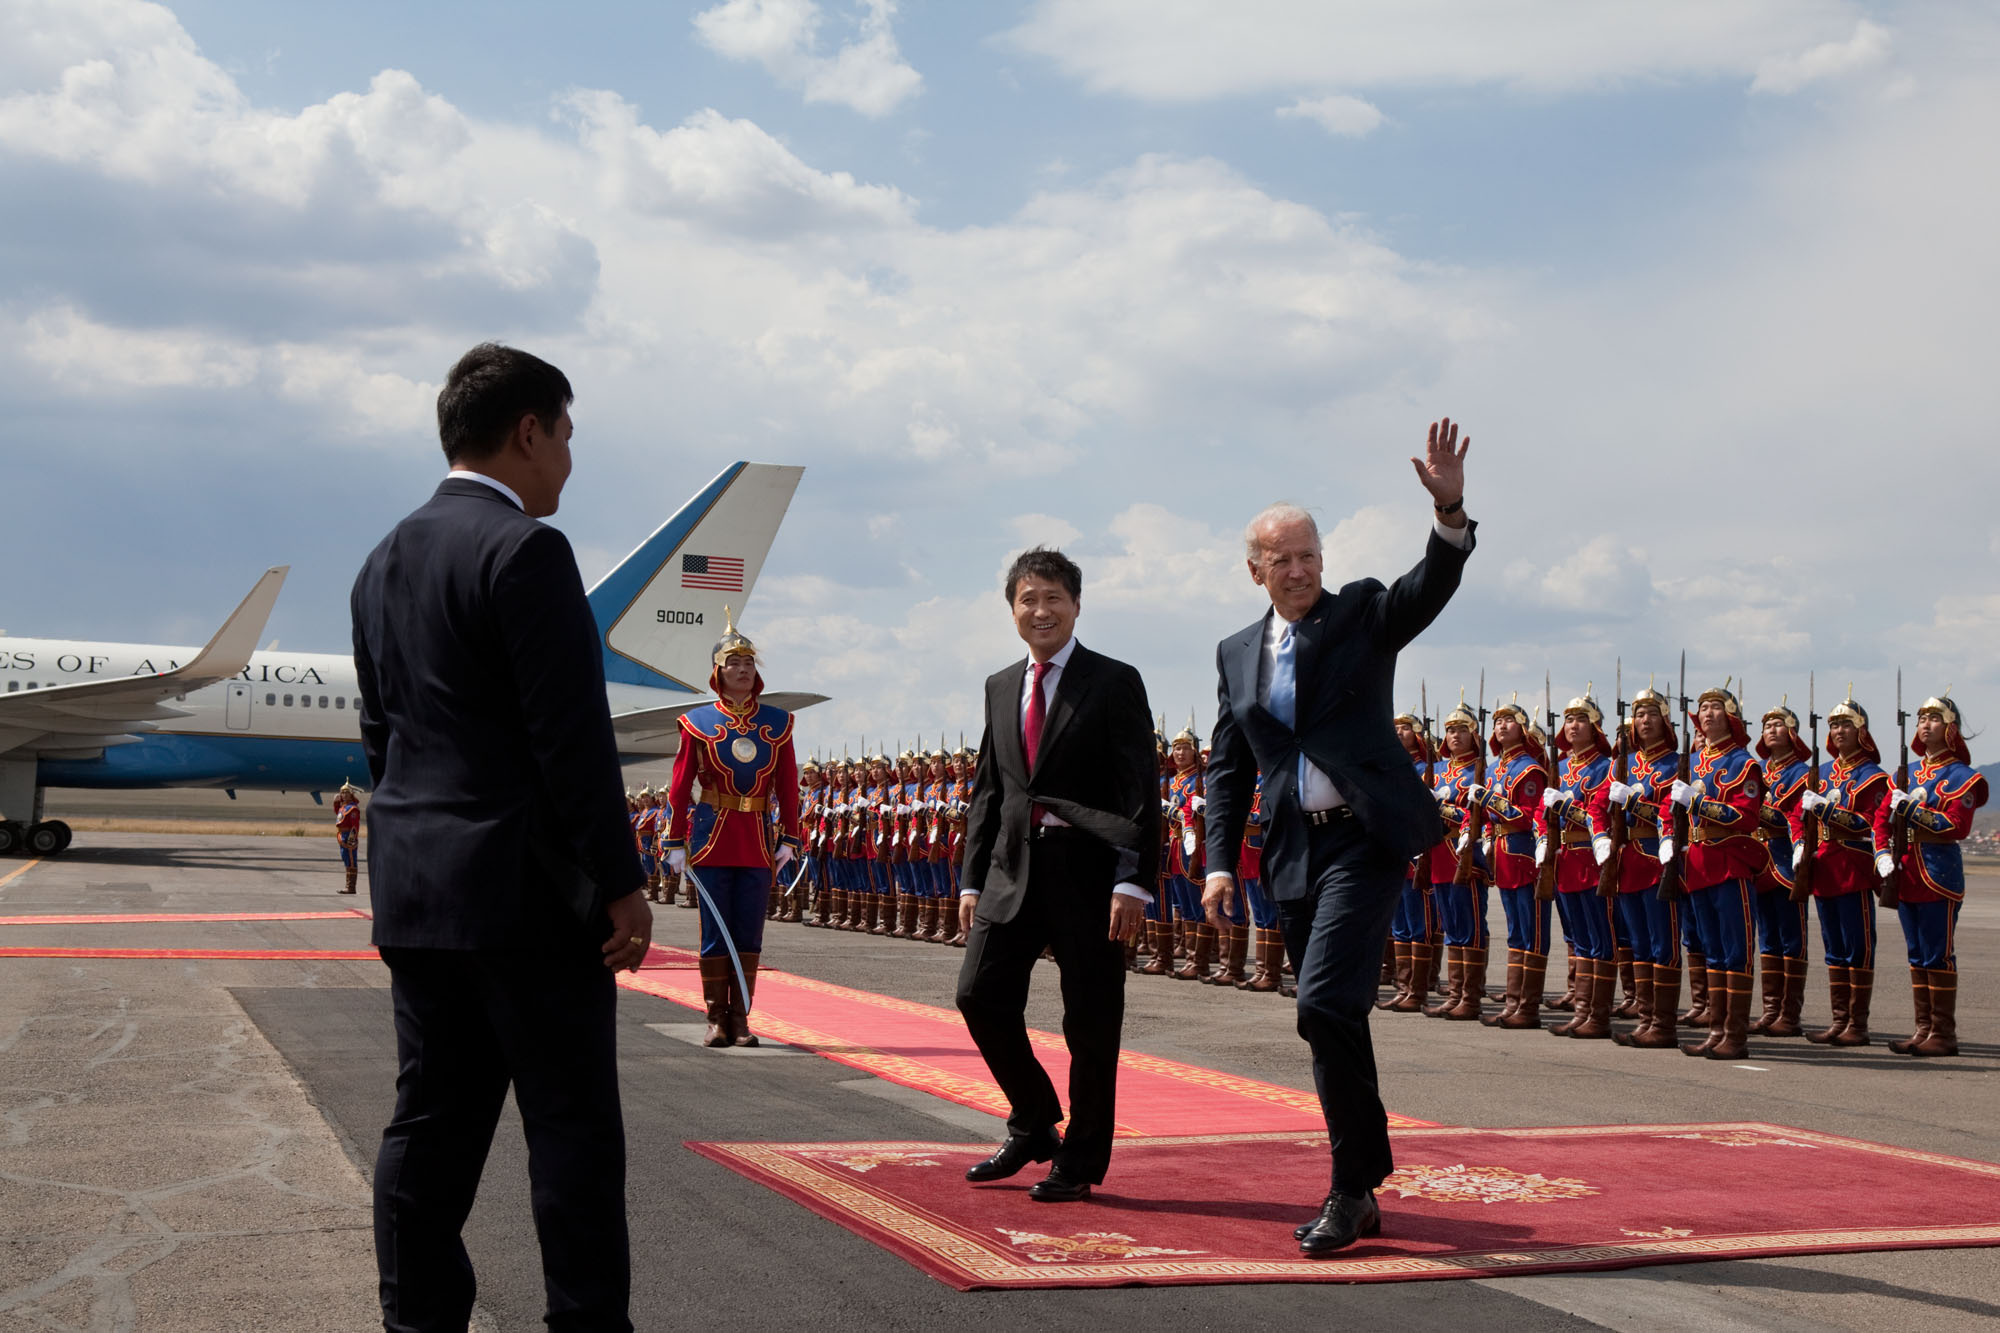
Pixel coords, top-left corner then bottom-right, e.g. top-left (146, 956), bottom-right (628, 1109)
top-left (352, 343), bottom-right (653, 1333)
top-left (955, 548), bottom-right (1161, 1202)
top-left (1203, 420), bottom-right (1474, 1256)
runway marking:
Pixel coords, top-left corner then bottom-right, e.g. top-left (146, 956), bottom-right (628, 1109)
top-left (0, 946), bottom-right (381, 960)
top-left (0, 859), bottom-right (42, 892)
top-left (0, 910), bottom-right (370, 927)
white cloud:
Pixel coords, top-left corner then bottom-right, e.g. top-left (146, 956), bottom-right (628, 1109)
top-left (693, 0), bottom-right (922, 117)
top-left (1752, 20), bottom-right (1891, 94)
top-left (1276, 94), bottom-right (1383, 138)
top-left (1004, 0), bottom-right (1880, 100)
top-left (1008, 513), bottom-right (1082, 548)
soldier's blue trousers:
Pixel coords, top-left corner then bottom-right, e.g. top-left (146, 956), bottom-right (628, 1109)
top-left (1896, 899), bottom-right (1959, 970)
top-left (1687, 877), bottom-right (1753, 974)
top-left (1616, 889), bottom-right (1680, 968)
top-left (1433, 880), bottom-right (1489, 947)
top-left (1167, 873), bottom-right (1202, 921)
top-left (1556, 890), bottom-right (1616, 960)
top-left (1753, 889), bottom-right (1807, 960)
top-left (1815, 892), bottom-right (1876, 969)
top-left (1389, 876), bottom-right (1434, 944)
top-left (1241, 875), bottom-right (1278, 930)
top-left (1499, 886), bottom-right (1552, 954)
top-left (695, 864), bottom-right (772, 958)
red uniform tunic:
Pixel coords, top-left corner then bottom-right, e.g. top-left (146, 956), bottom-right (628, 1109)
top-left (664, 700), bottom-right (802, 868)
top-left (1811, 755), bottom-right (1888, 899)
top-left (1481, 744), bottom-right (1548, 891)
top-left (1684, 741), bottom-right (1768, 889)
top-left (1550, 749), bottom-right (1612, 895)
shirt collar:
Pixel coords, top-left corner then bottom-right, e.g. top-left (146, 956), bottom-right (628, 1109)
top-left (1034, 636), bottom-right (1079, 672)
top-left (447, 468), bottom-right (525, 511)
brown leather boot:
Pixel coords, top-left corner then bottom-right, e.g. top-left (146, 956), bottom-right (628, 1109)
top-left (1749, 954), bottom-right (1783, 1034)
top-left (341, 868), bottom-right (358, 894)
top-left (1888, 968), bottom-right (1932, 1055)
top-left (698, 958), bottom-right (731, 1047)
top-left (1832, 967), bottom-right (1873, 1045)
top-left (1242, 928), bottom-right (1283, 992)
top-left (1766, 956), bottom-right (1807, 1037)
top-left (1701, 971), bottom-right (1752, 1060)
top-left (873, 891), bottom-right (896, 935)
top-left (1614, 962), bottom-right (1655, 1045)
top-left (890, 892), bottom-right (915, 938)
top-left (1380, 935), bottom-right (1396, 985)
top-left (1550, 958), bottom-right (1593, 1036)
top-left (1390, 943), bottom-right (1433, 1012)
top-left (730, 953), bottom-right (761, 1047)
top-left (1625, 965), bottom-right (1680, 1047)
top-left (1571, 958), bottom-right (1616, 1039)
top-left (1482, 949), bottom-right (1523, 1026)
top-left (1549, 955), bottom-right (1579, 1012)
top-left (1446, 947), bottom-right (1488, 1021)
top-left (1613, 947), bottom-right (1639, 1018)
top-left (1499, 953), bottom-right (1546, 1029)
top-left (1424, 947), bottom-right (1462, 1017)
top-left (1681, 967), bottom-right (1728, 1056)
top-left (1911, 970), bottom-right (1959, 1057)
top-left (1208, 924), bottom-right (1249, 985)
top-left (1376, 941), bottom-right (1413, 1009)
top-left (787, 881), bottom-right (806, 923)
top-left (1174, 917), bottom-right (1191, 959)
top-left (1682, 950), bottom-right (1711, 1024)
top-left (1807, 965), bottom-right (1851, 1044)
top-left (945, 898), bottom-right (968, 947)
top-left (1175, 924), bottom-right (1216, 980)
top-left (679, 873), bottom-right (699, 908)
top-left (1138, 921), bottom-right (1172, 975)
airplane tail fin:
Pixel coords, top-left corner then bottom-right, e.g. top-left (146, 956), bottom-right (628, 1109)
top-left (587, 462), bottom-right (804, 694)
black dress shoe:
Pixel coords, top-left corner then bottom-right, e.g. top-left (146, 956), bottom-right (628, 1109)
top-left (964, 1130), bottom-right (1060, 1183)
top-left (1027, 1168), bottom-right (1092, 1203)
top-left (1298, 1191), bottom-right (1380, 1256)
top-left (1293, 1193), bottom-right (1333, 1241)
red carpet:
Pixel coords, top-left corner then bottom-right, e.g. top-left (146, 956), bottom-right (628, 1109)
top-left (0, 911), bottom-right (370, 926)
top-left (0, 947), bottom-right (381, 960)
top-left (690, 1123), bottom-right (2000, 1289)
top-left (620, 960), bottom-right (1433, 1134)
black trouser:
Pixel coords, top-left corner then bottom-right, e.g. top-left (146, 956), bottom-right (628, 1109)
top-left (1276, 816), bottom-right (1406, 1198)
top-left (955, 830), bottom-right (1125, 1184)
top-left (375, 947), bottom-right (631, 1333)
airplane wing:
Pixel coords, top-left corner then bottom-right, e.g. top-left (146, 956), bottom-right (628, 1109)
top-left (0, 567), bottom-right (288, 760)
top-left (610, 690), bottom-right (830, 746)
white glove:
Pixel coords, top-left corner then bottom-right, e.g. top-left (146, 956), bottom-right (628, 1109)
top-left (1454, 833), bottom-right (1469, 854)
top-left (1874, 850), bottom-right (1894, 879)
top-left (1192, 795), bottom-right (1207, 812)
top-left (1800, 790), bottom-right (1828, 814)
top-left (1592, 835), bottom-right (1612, 867)
top-left (1669, 779), bottom-right (1696, 809)
top-left (1533, 835), bottom-right (1549, 867)
top-left (1541, 788), bottom-right (1563, 810)
top-left (1467, 783), bottom-right (1490, 807)
top-left (1181, 828), bottom-right (1197, 858)
top-left (1888, 788), bottom-right (1913, 813)
top-left (1657, 837), bottom-right (1676, 866)
top-left (1609, 781), bottom-right (1633, 805)
top-left (1433, 784), bottom-right (1453, 804)
top-left (775, 845), bottom-right (795, 869)
top-left (667, 849), bottom-right (687, 875)
top-left (1792, 842), bottom-right (1806, 871)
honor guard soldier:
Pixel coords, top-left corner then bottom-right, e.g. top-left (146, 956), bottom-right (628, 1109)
top-left (1165, 717), bottom-right (1214, 980)
top-left (1473, 699), bottom-right (1553, 1028)
top-left (1884, 693), bottom-right (1986, 1057)
top-left (662, 615), bottom-right (803, 1048)
top-left (828, 758), bottom-right (859, 928)
top-left (1426, 698), bottom-right (1489, 1020)
top-left (1237, 774), bottom-right (1290, 994)
top-left (1669, 681), bottom-right (1766, 1060)
top-left (1544, 689), bottom-right (1617, 1039)
top-left (1138, 723), bottom-right (1175, 974)
top-left (943, 740), bottom-right (978, 947)
top-left (1607, 682), bottom-right (1686, 1048)
top-left (798, 757), bottom-right (826, 924)
top-left (1799, 692), bottom-right (1888, 1047)
top-left (1382, 709), bottom-right (1440, 1012)
top-left (333, 781), bottom-right (363, 894)
top-left (1753, 702), bottom-right (1813, 1036)
top-left (887, 745), bottom-right (919, 939)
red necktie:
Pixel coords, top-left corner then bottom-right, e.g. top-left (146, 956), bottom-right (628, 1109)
top-left (1024, 660), bottom-right (1050, 769)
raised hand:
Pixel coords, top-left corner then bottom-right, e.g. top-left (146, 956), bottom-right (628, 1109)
top-left (1411, 418), bottom-right (1469, 510)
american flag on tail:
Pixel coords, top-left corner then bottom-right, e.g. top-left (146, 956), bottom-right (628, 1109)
top-left (681, 554), bottom-right (745, 591)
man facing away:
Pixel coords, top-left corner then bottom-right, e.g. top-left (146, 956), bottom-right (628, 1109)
top-left (955, 547), bottom-right (1161, 1202)
top-left (352, 343), bottom-right (653, 1333)
top-left (1203, 420), bottom-right (1475, 1256)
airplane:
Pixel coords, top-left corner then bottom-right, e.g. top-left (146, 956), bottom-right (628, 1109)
top-left (0, 462), bottom-right (823, 856)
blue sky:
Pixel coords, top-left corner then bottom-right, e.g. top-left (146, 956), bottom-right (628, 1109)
top-left (4, 0), bottom-right (1995, 756)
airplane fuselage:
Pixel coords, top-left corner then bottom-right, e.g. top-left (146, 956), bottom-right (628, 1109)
top-left (0, 636), bottom-right (685, 793)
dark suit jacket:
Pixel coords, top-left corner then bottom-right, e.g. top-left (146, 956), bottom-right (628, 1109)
top-left (959, 643), bottom-right (1161, 924)
top-left (350, 477), bottom-right (644, 949)
top-left (1205, 523), bottom-right (1476, 901)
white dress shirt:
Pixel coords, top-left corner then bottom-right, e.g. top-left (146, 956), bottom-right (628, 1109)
top-left (1258, 516), bottom-right (1475, 813)
top-left (962, 635), bottom-right (1150, 904)
top-left (446, 468), bottom-right (525, 511)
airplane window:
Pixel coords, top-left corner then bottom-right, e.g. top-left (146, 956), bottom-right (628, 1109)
top-left (335, 697), bottom-right (345, 709)
top-left (267, 693), bottom-right (276, 706)
top-left (26, 682), bottom-right (36, 690)
top-left (353, 698), bottom-right (362, 710)
top-left (304, 695), bottom-right (314, 709)
top-left (284, 694), bottom-right (294, 706)
top-left (319, 695), bottom-right (329, 708)
top-left (5, 681), bottom-right (14, 692)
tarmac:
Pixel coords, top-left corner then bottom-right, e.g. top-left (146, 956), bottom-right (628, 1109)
top-left (1, 834), bottom-right (1995, 1331)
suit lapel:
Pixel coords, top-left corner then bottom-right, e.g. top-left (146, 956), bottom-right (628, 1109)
top-left (1293, 591), bottom-right (1330, 697)
top-left (1035, 646), bottom-right (1095, 770)
top-left (996, 660), bottom-right (1030, 781)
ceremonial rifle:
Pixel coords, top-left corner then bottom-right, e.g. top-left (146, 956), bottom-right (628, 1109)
top-left (1794, 675), bottom-right (1819, 901)
top-left (1658, 652), bottom-right (1692, 903)
top-left (1597, 659), bottom-right (1627, 899)
top-left (1883, 669), bottom-right (1908, 908)
top-left (1452, 669), bottom-right (1487, 886)
top-left (1535, 671), bottom-right (1558, 902)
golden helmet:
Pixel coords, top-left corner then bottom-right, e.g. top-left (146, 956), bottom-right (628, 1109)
top-left (1561, 685), bottom-right (1603, 729)
top-left (1171, 711), bottom-right (1201, 749)
top-left (709, 605), bottom-right (756, 669)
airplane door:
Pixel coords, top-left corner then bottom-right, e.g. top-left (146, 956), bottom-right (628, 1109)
top-left (225, 682), bottom-right (252, 730)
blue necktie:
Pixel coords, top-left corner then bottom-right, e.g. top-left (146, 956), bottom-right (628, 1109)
top-left (1269, 623), bottom-right (1305, 796)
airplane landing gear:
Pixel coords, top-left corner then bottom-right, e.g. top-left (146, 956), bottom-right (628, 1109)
top-left (26, 821), bottom-right (71, 855)
top-left (0, 821), bottom-right (19, 855)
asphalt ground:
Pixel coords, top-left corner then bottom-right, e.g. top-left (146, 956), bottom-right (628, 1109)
top-left (1, 835), bottom-right (1996, 1331)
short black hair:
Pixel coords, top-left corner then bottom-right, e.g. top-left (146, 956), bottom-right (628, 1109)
top-left (1003, 546), bottom-right (1082, 604)
top-left (436, 343), bottom-right (573, 463)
